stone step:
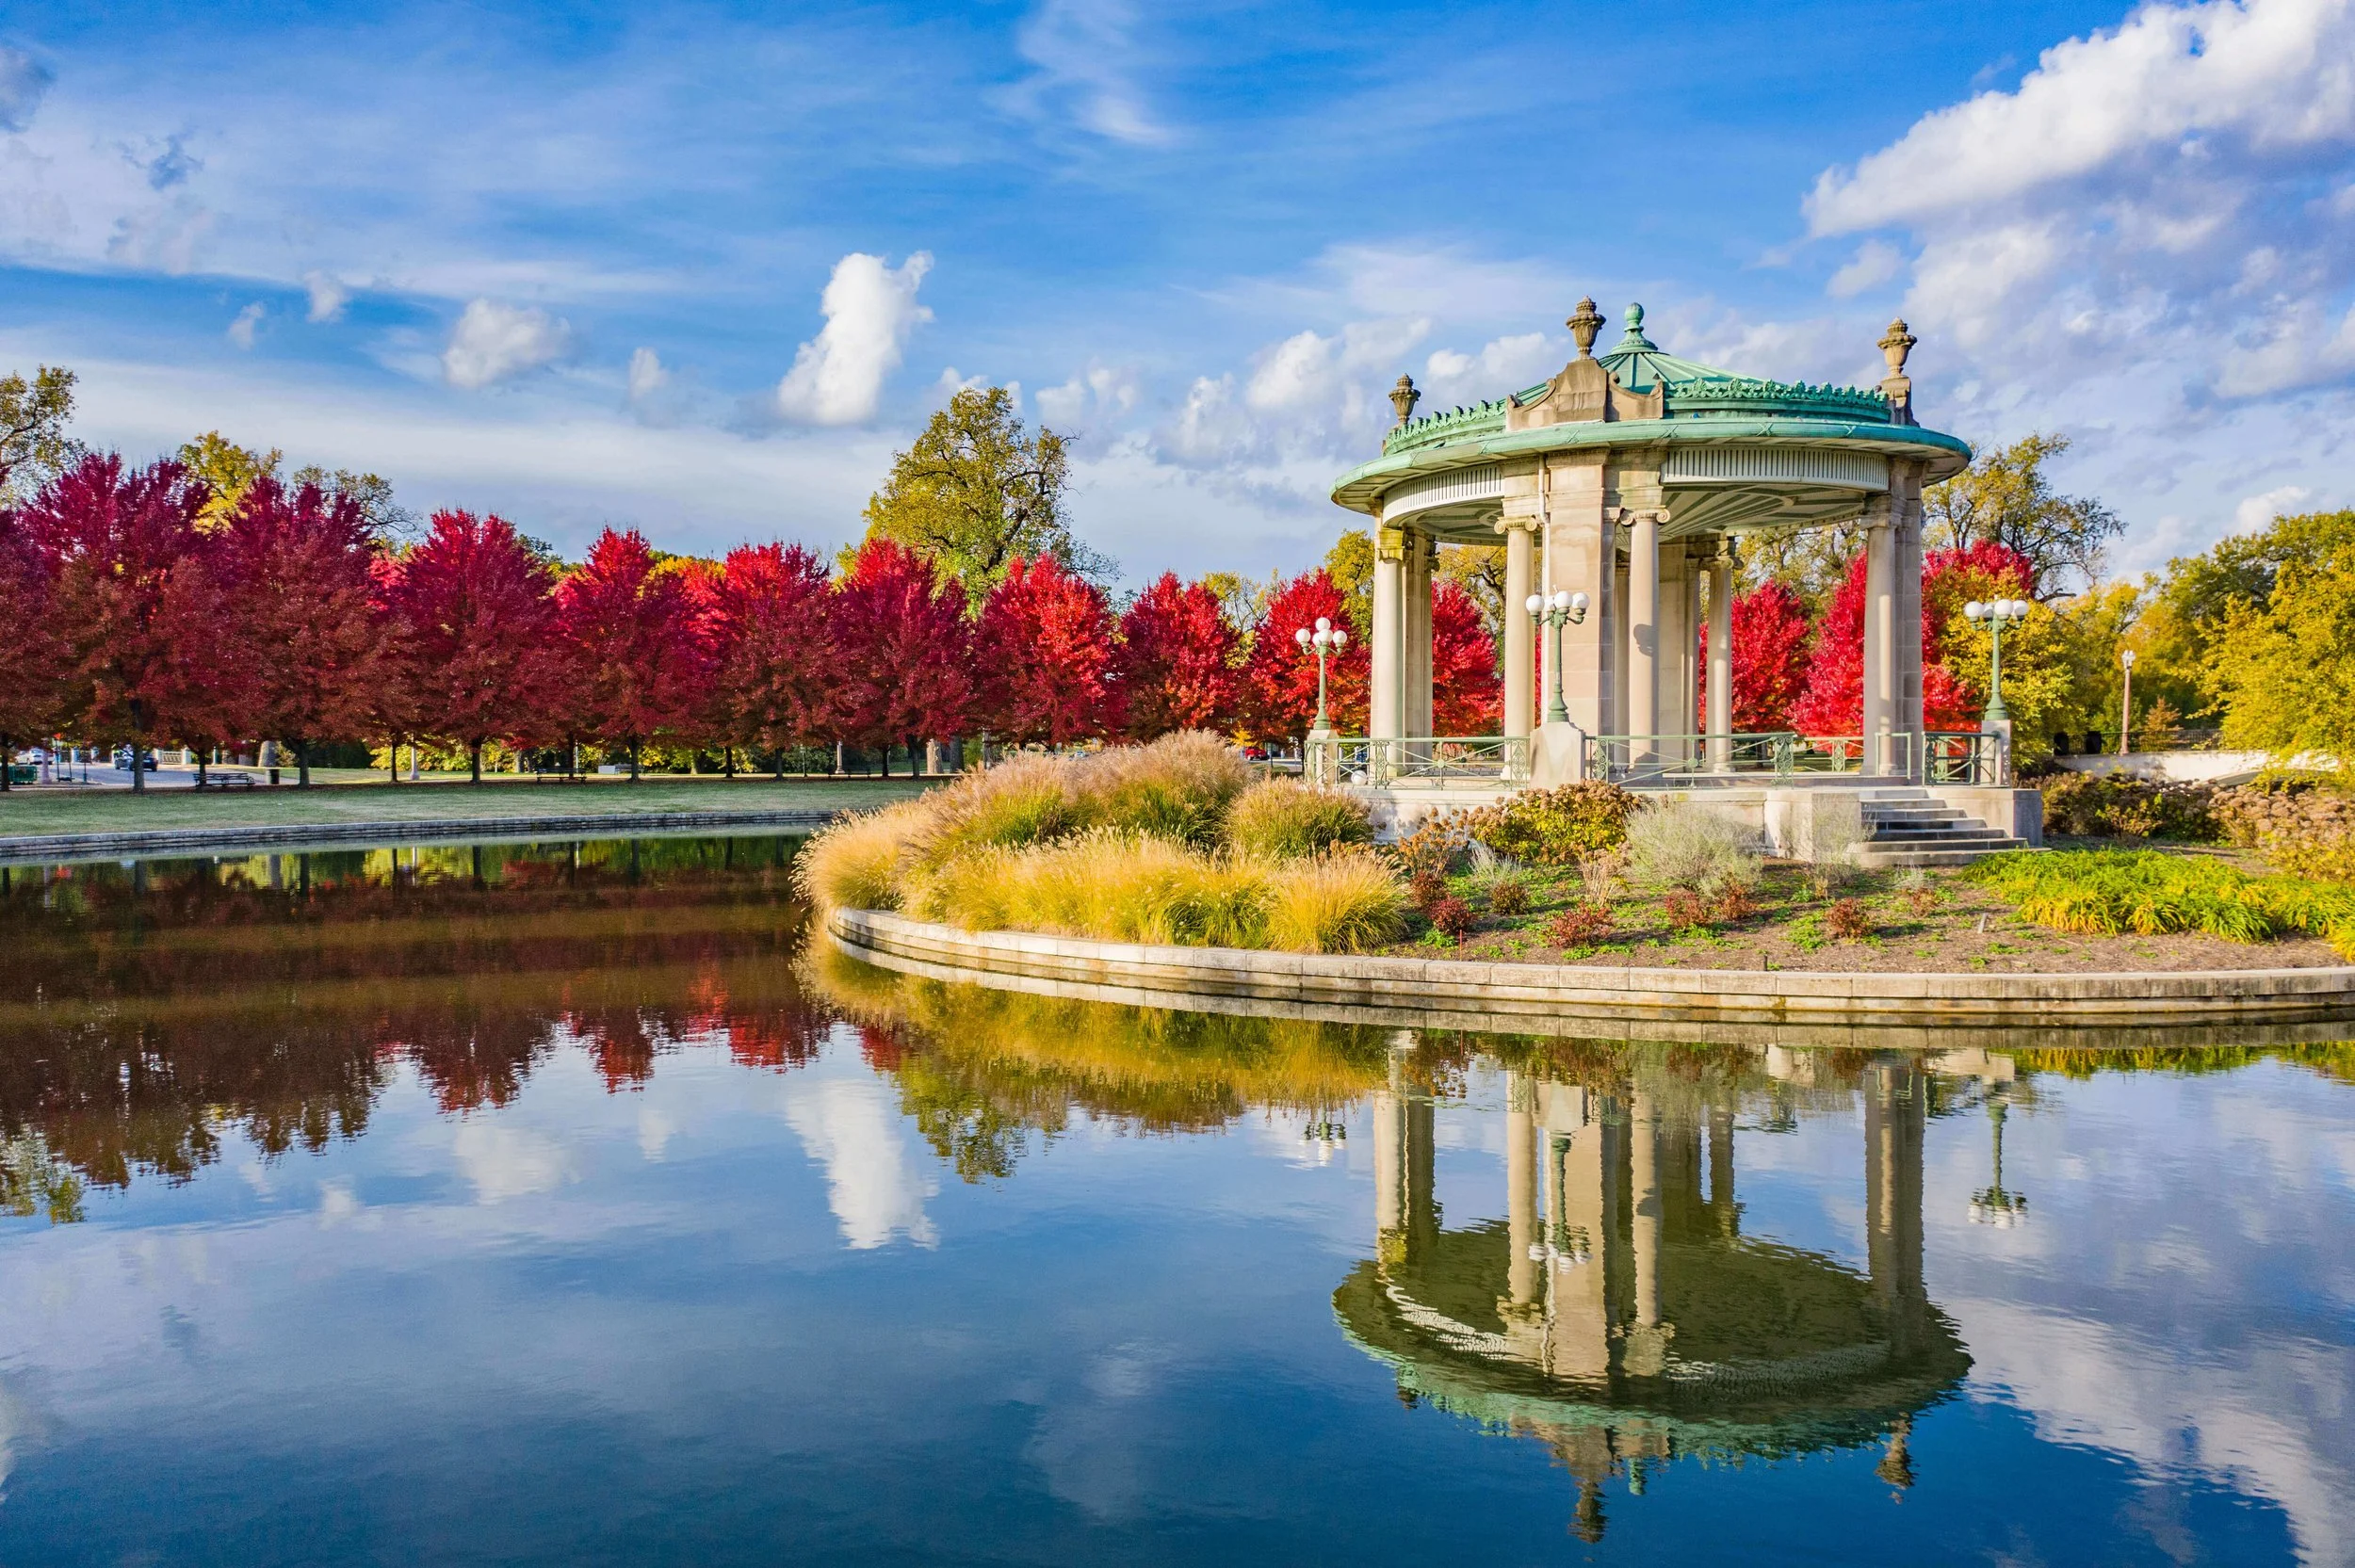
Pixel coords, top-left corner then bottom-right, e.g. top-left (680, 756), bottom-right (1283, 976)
top-left (1867, 824), bottom-right (2012, 843)
top-left (1857, 839), bottom-right (2026, 867)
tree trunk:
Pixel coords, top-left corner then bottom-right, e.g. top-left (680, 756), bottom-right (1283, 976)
top-left (294, 738), bottom-right (312, 788)
top-left (723, 748), bottom-right (736, 780)
top-left (629, 741), bottom-right (641, 782)
top-left (196, 752), bottom-right (209, 786)
top-left (387, 742), bottom-right (398, 784)
top-left (131, 731), bottom-right (146, 794)
top-left (469, 741), bottom-right (482, 784)
top-left (0, 734), bottom-right (10, 791)
top-left (834, 741), bottom-right (845, 777)
top-left (906, 736), bottom-right (920, 777)
top-left (772, 748), bottom-right (785, 781)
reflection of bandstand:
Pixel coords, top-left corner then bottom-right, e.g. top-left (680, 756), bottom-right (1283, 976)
top-left (1333, 1053), bottom-right (1969, 1542)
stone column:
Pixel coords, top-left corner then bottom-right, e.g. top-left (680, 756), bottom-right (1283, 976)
top-left (1405, 532), bottom-right (1434, 740)
top-left (1630, 1089), bottom-right (1663, 1332)
top-left (1892, 462), bottom-right (1927, 783)
top-left (1656, 542), bottom-right (1694, 766)
top-left (1707, 542), bottom-right (1733, 770)
top-left (1865, 1059), bottom-right (1927, 1356)
top-left (1502, 520), bottom-right (1535, 737)
top-left (1506, 1075), bottom-right (1539, 1310)
top-left (1544, 453), bottom-right (1613, 737)
top-left (1861, 494), bottom-right (1896, 774)
top-left (1371, 526), bottom-right (1405, 744)
top-left (1626, 510), bottom-right (1661, 757)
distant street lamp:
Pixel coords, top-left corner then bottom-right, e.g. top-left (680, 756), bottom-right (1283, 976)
top-left (1294, 617), bottom-right (1349, 736)
top-left (1963, 598), bottom-right (2031, 723)
top-left (1523, 590), bottom-right (1590, 724)
top-left (1968, 1091), bottom-right (2028, 1227)
top-left (2120, 648), bottom-right (2136, 755)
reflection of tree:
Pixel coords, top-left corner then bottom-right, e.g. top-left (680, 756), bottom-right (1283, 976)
top-left (0, 838), bottom-right (834, 1216)
top-left (2, 1130), bottom-right (85, 1224)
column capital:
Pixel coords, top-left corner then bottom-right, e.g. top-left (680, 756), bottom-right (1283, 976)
top-left (1494, 513), bottom-right (1540, 535)
top-left (1376, 525), bottom-right (1406, 562)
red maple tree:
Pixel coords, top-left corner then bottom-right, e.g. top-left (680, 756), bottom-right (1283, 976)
top-left (0, 504), bottom-right (67, 788)
top-left (1243, 569), bottom-right (1368, 741)
top-left (1697, 580), bottom-right (1813, 733)
top-left (700, 542), bottom-right (837, 772)
top-left (1789, 544), bottom-right (2031, 736)
top-left (831, 539), bottom-right (973, 772)
top-left (1115, 572), bottom-right (1241, 740)
top-left (384, 509), bottom-right (561, 783)
top-left (215, 477), bottom-right (390, 786)
top-left (976, 555), bottom-right (1121, 746)
top-left (557, 528), bottom-right (712, 778)
top-left (25, 455), bottom-right (231, 792)
top-left (1431, 580), bottom-right (1502, 734)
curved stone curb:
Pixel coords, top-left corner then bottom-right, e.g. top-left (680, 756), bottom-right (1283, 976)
top-left (828, 908), bottom-right (2355, 1034)
top-left (0, 809), bottom-right (844, 866)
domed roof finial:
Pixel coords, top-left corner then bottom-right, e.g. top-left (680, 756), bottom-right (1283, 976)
top-left (1616, 303), bottom-right (1657, 352)
top-left (1877, 318), bottom-right (1917, 426)
top-left (1567, 297), bottom-right (1604, 357)
top-left (1389, 372), bottom-right (1421, 427)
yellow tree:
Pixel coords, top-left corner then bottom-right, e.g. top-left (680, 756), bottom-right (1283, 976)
top-left (2204, 520), bottom-right (2355, 761)
top-left (1923, 433), bottom-right (2122, 595)
top-left (1, 364), bottom-right (82, 506)
top-left (176, 431), bottom-right (283, 527)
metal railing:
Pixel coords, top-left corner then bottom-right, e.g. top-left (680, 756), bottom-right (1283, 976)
top-left (1306, 736), bottom-right (1531, 786)
top-left (1925, 731), bottom-right (2002, 784)
top-left (1584, 732), bottom-right (1914, 785)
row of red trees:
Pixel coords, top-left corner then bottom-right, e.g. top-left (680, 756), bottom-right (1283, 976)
top-left (0, 453), bottom-right (1503, 787)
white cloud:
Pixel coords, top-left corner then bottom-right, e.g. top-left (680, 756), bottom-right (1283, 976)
top-left (1421, 331), bottom-right (1555, 398)
top-left (1010, 0), bottom-right (1172, 146)
top-left (441, 298), bottom-right (574, 389)
top-left (2234, 483), bottom-right (2314, 531)
top-left (226, 300), bottom-right (264, 349)
top-left (624, 345), bottom-right (682, 426)
top-left (449, 1120), bottom-right (576, 1203)
top-left (782, 1077), bottom-right (937, 1250)
top-left (774, 251), bottom-right (933, 426)
top-left (302, 269), bottom-right (349, 323)
top-left (0, 46), bottom-right (54, 133)
top-left (1827, 238), bottom-right (1904, 299)
top-left (1036, 361), bottom-right (1141, 426)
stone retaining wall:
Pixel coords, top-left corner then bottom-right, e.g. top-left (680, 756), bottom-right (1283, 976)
top-left (0, 809), bottom-right (842, 866)
top-left (828, 908), bottom-right (2355, 1038)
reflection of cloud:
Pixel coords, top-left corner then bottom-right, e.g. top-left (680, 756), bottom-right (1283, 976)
top-left (637, 1103), bottom-right (677, 1163)
top-left (782, 1078), bottom-right (937, 1250)
top-left (450, 1121), bottom-right (576, 1203)
top-left (1953, 1295), bottom-right (2355, 1567)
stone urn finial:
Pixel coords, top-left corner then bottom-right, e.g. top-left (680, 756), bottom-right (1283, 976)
top-left (1567, 297), bottom-right (1604, 357)
top-left (1878, 318), bottom-right (1917, 377)
top-left (1389, 373), bottom-right (1421, 427)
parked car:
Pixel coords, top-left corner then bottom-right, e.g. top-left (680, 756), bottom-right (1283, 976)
top-left (112, 748), bottom-right (159, 771)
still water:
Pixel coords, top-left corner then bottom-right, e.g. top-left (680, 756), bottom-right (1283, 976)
top-left (1, 837), bottom-right (2351, 1566)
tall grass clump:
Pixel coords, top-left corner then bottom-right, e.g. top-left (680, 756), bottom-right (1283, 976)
top-left (1073, 731), bottom-right (1252, 848)
top-left (1261, 849), bottom-right (1407, 954)
top-left (908, 753), bottom-right (1083, 873)
top-left (1624, 801), bottom-right (1762, 896)
top-left (918, 830), bottom-right (1271, 947)
top-left (1225, 779), bottom-right (1374, 860)
top-left (1969, 849), bottom-right (2355, 954)
top-left (793, 798), bottom-right (934, 913)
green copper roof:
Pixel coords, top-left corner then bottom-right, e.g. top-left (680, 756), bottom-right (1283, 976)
top-left (1380, 302), bottom-right (1895, 458)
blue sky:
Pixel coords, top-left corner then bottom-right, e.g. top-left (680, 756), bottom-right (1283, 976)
top-left (2, 0), bottom-right (2350, 584)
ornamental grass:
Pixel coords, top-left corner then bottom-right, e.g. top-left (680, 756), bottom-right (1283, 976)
top-left (1259, 849), bottom-right (1408, 954)
top-left (1224, 778), bottom-right (1375, 859)
top-left (1969, 849), bottom-right (2355, 955)
top-left (792, 798), bottom-right (932, 913)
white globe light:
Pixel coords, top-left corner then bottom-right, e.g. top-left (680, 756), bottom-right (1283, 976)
top-left (1964, 601), bottom-right (1987, 621)
top-left (2121, 649), bottom-right (2137, 669)
top-left (1294, 627), bottom-right (1311, 645)
top-left (1568, 591), bottom-right (1590, 614)
top-left (2011, 599), bottom-right (2032, 619)
top-left (1524, 594), bottom-right (1545, 615)
top-left (1549, 590), bottom-right (1570, 611)
top-left (1314, 616), bottom-right (1331, 633)
top-left (1331, 629), bottom-right (1348, 648)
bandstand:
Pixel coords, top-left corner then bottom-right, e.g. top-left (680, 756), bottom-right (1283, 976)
top-left (1323, 300), bottom-right (2039, 860)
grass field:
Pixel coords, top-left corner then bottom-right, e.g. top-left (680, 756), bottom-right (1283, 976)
top-left (0, 775), bottom-right (934, 838)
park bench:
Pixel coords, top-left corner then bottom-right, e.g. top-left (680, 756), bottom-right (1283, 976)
top-left (532, 769), bottom-right (586, 784)
top-left (194, 771), bottom-right (261, 790)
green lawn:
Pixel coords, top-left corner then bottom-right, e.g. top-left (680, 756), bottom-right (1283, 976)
top-left (0, 774), bottom-right (934, 839)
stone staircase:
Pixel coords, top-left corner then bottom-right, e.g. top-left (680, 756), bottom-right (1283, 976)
top-left (1855, 789), bottom-right (2026, 868)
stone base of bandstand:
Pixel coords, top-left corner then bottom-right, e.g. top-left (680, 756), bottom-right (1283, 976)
top-left (1350, 777), bottom-right (2043, 863)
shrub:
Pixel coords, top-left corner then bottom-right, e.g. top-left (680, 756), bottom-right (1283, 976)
top-left (1896, 869), bottom-right (1939, 918)
top-left (1407, 867), bottom-right (1449, 912)
top-left (1714, 881), bottom-right (1757, 922)
top-left (1625, 801), bottom-right (1762, 896)
top-left (1662, 888), bottom-right (1711, 931)
top-left (1077, 731), bottom-right (1252, 847)
top-left (794, 800), bottom-right (932, 912)
top-left (1427, 897), bottom-right (1474, 943)
top-left (1485, 877), bottom-right (1530, 916)
top-left (2040, 771), bottom-right (2218, 841)
top-left (1825, 897), bottom-right (1875, 941)
top-left (1225, 779), bottom-right (1374, 860)
top-left (1547, 902), bottom-right (1615, 947)
top-left (1968, 849), bottom-right (2355, 953)
top-left (1462, 782), bottom-right (1638, 865)
top-left (1396, 811), bottom-right (1476, 878)
top-left (1262, 849), bottom-right (1407, 954)
top-left (2214, 781), bottom-right (2355, 880)
top-left (1577, 847), bottom-right (1627, 904)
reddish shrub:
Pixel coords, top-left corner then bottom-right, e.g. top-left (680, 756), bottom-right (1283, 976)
top-left (1715, 882), bottom-right (1757, 922)
top-left (1427, 896), bottom-right (1474, 942)
top-left (1826, 897), bottom-right (1875, 941)
top-left (1663, 888), bottom-right (1711, 931)
top-left (1547, 901), bottom-right (1615, 947)
top-left (1486, 878), bottom-right (1530, 916)
top-left (1408, 867), bottom-right (1449, 912)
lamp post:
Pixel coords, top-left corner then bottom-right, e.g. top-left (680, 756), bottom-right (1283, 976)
top-left (1523, 590), bottom-right (1590, 725)
top-left (1968, 1091), bottom-right (2028, 1228)
top-left (1962, 598), bottom-right (2031, 722)
top-left (2120, 648), bottom-right (2136, 755)
top-left (1294, 617), bottom-right (1348, 736)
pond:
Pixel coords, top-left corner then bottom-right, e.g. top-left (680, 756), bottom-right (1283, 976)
top-left (2, 836), bottom-right (2351, 1566)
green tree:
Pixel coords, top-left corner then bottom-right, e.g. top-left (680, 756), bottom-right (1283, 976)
top-left (291, 464), bottom-right (417, 542)
top-left (1923, 433), bottom-right (2122, 596)
top-left (176, 431), bottom-right (283, 527)
top-left (858, 387), bottom-right (1106, 601)
top-left (2203, 514), bottom-right (2355, 760)
top-left (1323, 528), bottom-right (1373, 636)
top-left (2139, 509), bottom-right (2355, 723)
top-left (1, 364), bottom-right (82, 506)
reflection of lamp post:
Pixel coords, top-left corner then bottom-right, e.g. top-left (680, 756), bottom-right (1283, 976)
top-left (1523, 590), bottom-right (1590, 724)
top-left (1962, 598), bottom-right (2030, 723)
top-left (1294, 617), bottom-right (1349, 736)
top-left (1968, 1094), bottom-right (2028, 1227)
top-left (2120, 648), bottom-right (2136, 755)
